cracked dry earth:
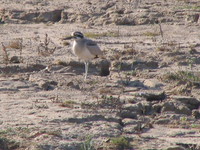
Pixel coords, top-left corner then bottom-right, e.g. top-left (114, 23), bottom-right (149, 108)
top-left (0, 0), bottom-right (200, 150)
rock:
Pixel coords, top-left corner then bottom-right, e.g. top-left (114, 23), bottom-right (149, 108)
top-left (135, 18), bottom-right (151, 25)
top-left (112, 61), bottom-right (131, 71)
top-left (38, 80), bottom-right (58, 90)
top-left (99, 59), bottom-right (110, 76)
top-left (123, 124), bottom-right (141, 134)
top-left (9, 9), bottom-right (62, 23)
top-left (67, 81), bottom-right (80, 89)
top-left (161, 101), bottom-right (192, 115)
top-left (36, 145), bottom-right (57, 150)
top-left (118, 110), bottom-right (137, 119)
top-left (175, 143), bottom-right (200, 150)
top-left (143, 79), bottom-right (164, 89)
top-left (10, 56), bottom-right (21, 63)
top-left (172, 96), bottom-right (200, 110)
top-left (19, 12), bottom-right (39, 22)
top-left (118, 79), bottom-right (144, 87)
top-left (161, 101), bottom-right (176, 112)
top-left (60, 10), bottom-right (68, 23)
top-left (129, 80), bottom-right (144, 87)
top-left (122, 103), bottom-right (143, 114)
top-left (65, 115), bottom-right (120, 124)
top-left (154, 118), bottom-right (171, 124)
top-left (140, 91), bottom-right (166, 102)
top-left (152, 103), bottom-right (162, 113)
top-left (139, 101), bottom-right (153, 115)
top-left (132, 60), bottom-right (159, 70)
top-left (176, 105), bottom-right (191, 115)
top-left (122, 118), bottom-right (140, 126)
top-left (114, 15), bottom-right (135, 25)
top-left (122, 101), bottom-right (154, 116)
top-left (101, 2), bottom-right (115, 10)
top-left (29, 74), bottom-right (58, 90)
top-left (76, 14), bottom-right (89, 23)
top-left (186, 14), bottom-right (199, 23)
top-left (169, 131), bottom-right (190, 137)
top-left (192, 109), bottom-right (200, 119)
top-left (112, 60), bottom-right (158, 71)
top-left (36, 9), bottom-right (62, 23)
top-left (166, 146), bottom-right (186, 150)
top-left (0, 64), bottom-right (45, 74)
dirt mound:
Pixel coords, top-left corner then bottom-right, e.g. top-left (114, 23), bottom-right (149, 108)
top-left (1, 0), bottom-right (200, 25)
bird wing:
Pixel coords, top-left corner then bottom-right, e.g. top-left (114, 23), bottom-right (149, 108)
top-left (85, 39), bottom-right (103, 56)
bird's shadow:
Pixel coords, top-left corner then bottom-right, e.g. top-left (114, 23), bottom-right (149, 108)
top-left (50, 61), bottom-right (99, 76)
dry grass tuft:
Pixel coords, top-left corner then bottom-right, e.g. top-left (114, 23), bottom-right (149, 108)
top-left (1, 42), bottom-right (9, 65)
top-left (38, 34), bottom-right (56, 57)
top-left (63, 41), bottom-right (70, 46)
top-left (106, 136), bottom-right (131, 150)
top-left (161, 71), bottom-right (200, 87)
top-left (8, 38), bottom-right (23, 49)
top-left (60, 100), bottom-right (77, 108)
top-left (54, 59), bottom-right (68, 66)
top-left (84, 31), bottom-right (119, 38)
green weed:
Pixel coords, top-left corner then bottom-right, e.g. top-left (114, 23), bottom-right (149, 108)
top-left (60, 100), bottom-right (77, 108)
top-left (190, 124), bottom-right (200, 129)
top-left (110, 136), bottom-right (131, 150)
top-left (80, 136), bottom-right (95, 150)
top-left (162, 71), bottom-right (200, 87)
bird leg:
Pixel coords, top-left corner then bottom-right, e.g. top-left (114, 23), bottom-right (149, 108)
top-left (84, 61), bottom-right (89, 80)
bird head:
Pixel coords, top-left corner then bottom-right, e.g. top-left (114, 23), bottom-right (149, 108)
top-left (62, 31), bottom-right (84, 40)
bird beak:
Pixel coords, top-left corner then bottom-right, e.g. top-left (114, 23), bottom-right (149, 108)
top-left (61, 36), bottom-right (74, 40)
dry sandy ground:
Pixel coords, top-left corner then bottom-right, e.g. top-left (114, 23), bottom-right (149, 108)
top-left (0, 0), bottom-right (200, 150)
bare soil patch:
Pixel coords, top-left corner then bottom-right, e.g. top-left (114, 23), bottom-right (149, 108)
top-left (0, 0), bottom-right (200, 149)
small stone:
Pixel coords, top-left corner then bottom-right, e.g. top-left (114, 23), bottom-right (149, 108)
top-left (192, 109), bottom-right (200, 119)
top-left (143, 79), bottom-right (164, 88)
top-left (36, 9), bottom-right (62, 23)
top-left (118, 110), bottom-right (137, 119)
top-left (166, 146), bottom-right (186, 150)
top-left (10, 56), bottom-right (21, 63)
top-left (122, 118), bottom-right (140, 126)
top-left (114, 16), bottom-right (135, 25)
top-left (161, 101), bottom-right (176, 112)
top-left (141, 91), bottom-right (166, 102)
top-left (99, 59), bottom-right (110, 76)
top-left (130, 80), bottom-right (144, 87)
top-left (139, 101), bottom-right (153, 115)
top-left (186, 14), bottom-right (199, 23)
top-left (154, 118), bottom-right (171, 124)
top-left (172, 96), bottom-right (200, 110)
top-left (123, 103), bottom-right (143, 114)
top-left (38, 80), bottom-right (57, 90)
top-left (152, 103), bottom-right (162, 113)
top-left (60, 10), bottom-right (68, 23)
top-left (123, 124), bottom-right (141, 134)
top-left (132, 60), bottom-right (159, 69)
top-left (67, 81), bottom-right (80, 89)
top-left (176, 105), bottom-right (191, 115)
top-left (161, 101), bottom-right (192, 115)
